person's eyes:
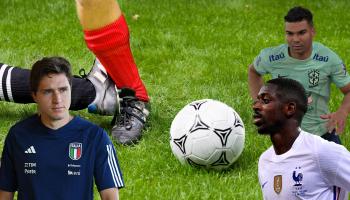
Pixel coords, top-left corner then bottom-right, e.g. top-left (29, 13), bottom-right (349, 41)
top-left (262, 98), bottom-right (271, 104)
top-left (59, 88), bottom-right (68, 93)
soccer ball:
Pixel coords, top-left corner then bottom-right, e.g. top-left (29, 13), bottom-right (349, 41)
top-left (170, 99), bottom-right (245, 170)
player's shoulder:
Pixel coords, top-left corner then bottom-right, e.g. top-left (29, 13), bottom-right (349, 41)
top-left (301, 131), bottom-right (350, 170)
top-left (256, 43), bottom-right (287, 65)
top-left (299, 131), bottom-right (323, 144)
top-left (6, 115), bottom-right (41, 140)
top-left (259, 146), bottom-right (274, 163)
top-left (73, 116), bottom-right (96, 127)
top-left (312, 42), bottom-right (343, 64)
top-left (72, 116), bottom-right (109, 141)
top-left (301, 131), bottom-right (343, 155)
top-left (259, 44), bottom-right (286, 57)
top-left (72, 116), bottom-right (104, 133)
top-left (10, 114), bottom-right (39, 131)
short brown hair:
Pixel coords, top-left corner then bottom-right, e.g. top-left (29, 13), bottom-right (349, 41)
top-left (30, 56), bottom-right (72, 93)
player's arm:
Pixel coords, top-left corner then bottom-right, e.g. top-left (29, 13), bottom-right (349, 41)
top-left (0, 190), bottom-right (14, 200)
top-left (75, 0), bottom-right (122, 30)
top-left (320, 83), bottom-right (350, 134)
top-left (94, 129), bottom-right (124, 198)
top-left (99, 188), bottom-right (119, 200)
top-left (248, 64), bottom-right (264, 101)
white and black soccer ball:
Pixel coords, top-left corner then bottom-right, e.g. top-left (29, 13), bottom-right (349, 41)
top-left (170, 99), bottom-right (245, 170)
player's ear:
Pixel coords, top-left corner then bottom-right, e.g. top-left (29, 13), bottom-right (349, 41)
top-left (31, 92), bottom-right (38, 103)
top-left (284, 102), bottom-right (296, 118)
top-left (310, 26), bottom-right (316, 37)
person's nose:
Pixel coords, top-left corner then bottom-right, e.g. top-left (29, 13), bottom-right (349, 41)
top-left (52, 90), bottom-right (62, 104)
top-left (291, 34), bottom-right (300, 43)
top-left (252, 100), bottom-right (261, 111)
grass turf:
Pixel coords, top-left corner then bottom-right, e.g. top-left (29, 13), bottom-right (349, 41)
top-left (0, 0), bottom-right (350, 199)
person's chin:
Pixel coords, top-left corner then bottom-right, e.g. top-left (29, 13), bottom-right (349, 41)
top-left (50, 115), bottom-right (64, 121)
top-left (257, 126), bottom-right (270, 135)
top-left (50, 112), bottom-right (68, 121)
top-left (292, 47), bottom-right (304, 53)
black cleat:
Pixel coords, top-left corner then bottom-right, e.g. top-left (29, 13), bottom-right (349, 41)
top-left (111, 88), bottom-right (149, 145)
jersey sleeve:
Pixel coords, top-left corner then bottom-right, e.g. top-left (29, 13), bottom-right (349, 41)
top-left (330, 61), bottom-right (350, 88)
top-left (0, 131), bottom-right (17, 192)
top-left (252, 49), bottom-right (270, 75)
top-left (317, 141), bottom-right (350, 190)
top-left (94, 129), bottom-right (124, 191)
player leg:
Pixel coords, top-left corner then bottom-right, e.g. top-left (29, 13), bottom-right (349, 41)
top-left (0, 62), bottom-right (118, 114)
top-left (0, 63), bottom-right (33, 104)
top-left (75, 0), bottom-right (150, 145)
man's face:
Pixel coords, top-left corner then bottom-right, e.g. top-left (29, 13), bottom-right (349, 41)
top-left (285, 20), bottom-right (315, 59)
top-left (32, 73), bottom-right (71, 126)
top-left (252, 84), bottom-right (285, 134)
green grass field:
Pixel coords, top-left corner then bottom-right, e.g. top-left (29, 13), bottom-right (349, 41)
top-left (1, 0), bottom-right (350, 199)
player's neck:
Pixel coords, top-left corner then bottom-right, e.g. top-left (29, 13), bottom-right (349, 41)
top-left (288, 48), bottom-right (312, 60)
top-left (40, 114), bottom-right (73, 130)
top-left (270, 127), bottom-right (300, 155)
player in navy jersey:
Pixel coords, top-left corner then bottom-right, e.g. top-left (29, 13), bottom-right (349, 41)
top-left (0, 57), bottom-right (124, 200)
top-left (253, 78), bottom-right (350, 199)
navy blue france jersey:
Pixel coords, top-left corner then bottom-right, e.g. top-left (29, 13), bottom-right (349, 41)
top-left (0, 115), bottom-right (124, 200)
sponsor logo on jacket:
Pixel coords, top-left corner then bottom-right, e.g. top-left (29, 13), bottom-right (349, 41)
top-left (269, 52), bottom-right (285, 62)
top-left (313, 54), bottom-right (328, 62)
